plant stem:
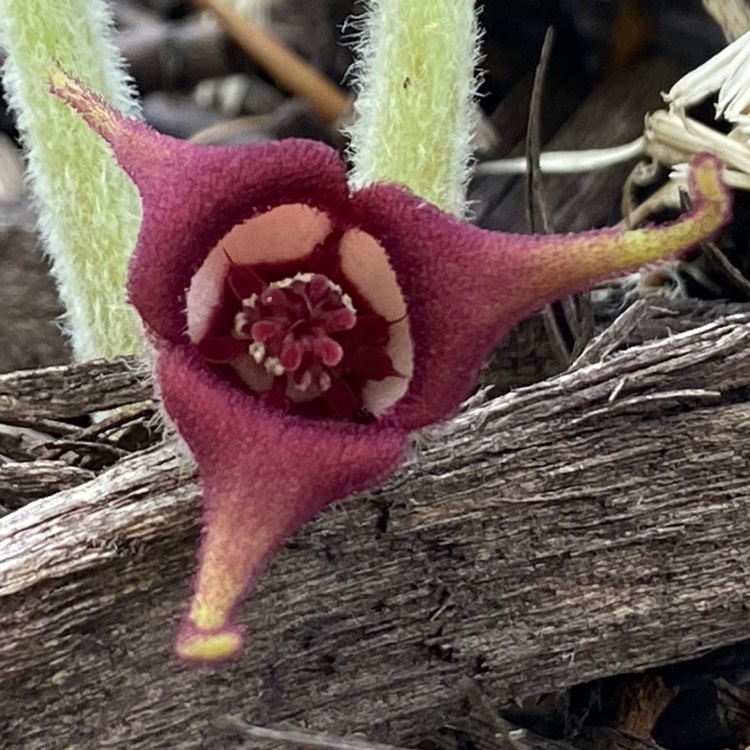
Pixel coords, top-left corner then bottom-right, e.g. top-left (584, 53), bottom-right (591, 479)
top-left (347, 0), bottom-right (480, 216)
top-left (0, 0), bottom-right (142, 360)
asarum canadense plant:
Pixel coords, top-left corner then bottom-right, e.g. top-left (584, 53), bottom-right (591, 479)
top-left (51, 69), bottom-right (731, 664)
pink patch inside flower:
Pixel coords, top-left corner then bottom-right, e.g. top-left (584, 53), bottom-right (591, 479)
top-left (186, 204), bottom-right (414, 422)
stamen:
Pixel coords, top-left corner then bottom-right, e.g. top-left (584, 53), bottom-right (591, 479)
top-left (264, 357), bottom-right (285, 377)
top-left (248, 341), bottom-right (265, 363)
top-left (201, 261), bottom-right (404, 422)
top-left (235, 272), bottom-right (360, 397)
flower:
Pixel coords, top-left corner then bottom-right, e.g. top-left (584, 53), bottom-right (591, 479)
top-left (50, 68), bottom-right (731, 663)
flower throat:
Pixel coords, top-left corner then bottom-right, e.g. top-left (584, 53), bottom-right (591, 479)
top-left (196, 227), bottom-right (403, 422)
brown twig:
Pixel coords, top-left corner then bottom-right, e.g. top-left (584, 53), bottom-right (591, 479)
top-left (524, 26), bottom-right (553, 235)
top-left (524, 28), bottom-right (593, 366)
top-left (191, 0), bottom-right (347, 124)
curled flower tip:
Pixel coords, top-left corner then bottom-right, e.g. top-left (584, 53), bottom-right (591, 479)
top-left (687, 152), bottom-right (732, 230)
top-left (621, 151), bottom-right (732, 263)
top-left (494, 152), bottom-right (732, 313)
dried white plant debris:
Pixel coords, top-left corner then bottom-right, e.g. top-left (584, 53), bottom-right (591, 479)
top-left (665, 29), bottom-right (750, 118)
top-left (477, 25), bottom-right (750, 300)
top-left (477, 29), bottom-right (750, 195)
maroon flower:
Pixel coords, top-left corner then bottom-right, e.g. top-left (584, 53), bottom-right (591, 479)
top-left (52, 70), bottom-right (731, 663)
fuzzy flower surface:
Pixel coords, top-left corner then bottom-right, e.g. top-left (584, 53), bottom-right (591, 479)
top-left (51, 69), bottom-right (731, 664)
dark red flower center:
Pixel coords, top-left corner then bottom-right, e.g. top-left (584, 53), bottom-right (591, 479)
top-left (237, 272), bottom-right (357, 389)
top-left (192, 221), bottom-right (407, 423)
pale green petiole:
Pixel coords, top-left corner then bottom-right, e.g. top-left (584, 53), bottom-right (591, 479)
top-left (0, 0), bottom-right (142, 360)
top-left (347, 0), bottom-right (480, 217)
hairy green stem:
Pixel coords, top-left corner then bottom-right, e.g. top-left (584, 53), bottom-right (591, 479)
top-left (347, 0), bottom-right (480, 216)
top-left (0, 0), bottom-right (142, 360)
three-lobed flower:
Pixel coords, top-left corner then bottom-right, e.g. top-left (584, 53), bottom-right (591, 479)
top-left (51, 68), bottom-right (732, 663)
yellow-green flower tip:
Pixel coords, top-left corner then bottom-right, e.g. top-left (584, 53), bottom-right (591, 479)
top-left (48, 64), bottom-right (120, 140)
top-left (175, 626), bottom-right (243, 664)
top-left (617, 152), bottom-right (732, 270)
top-left (47, 64), bottom-right (70, 92)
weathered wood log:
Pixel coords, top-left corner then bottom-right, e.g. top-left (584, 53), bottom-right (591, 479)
top-left (0, 460), bottom-right (95, 510)
top-left (1, 304), bottom-right (749, 749)
top-left (0, 357), bottom-right (149, 420)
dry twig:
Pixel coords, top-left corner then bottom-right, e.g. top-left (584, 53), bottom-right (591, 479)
top-left (191, 0), bottom-right (347, 122)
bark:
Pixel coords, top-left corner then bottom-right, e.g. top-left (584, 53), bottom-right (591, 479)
top-left (1, 303), bottom-right (749, 749)
top-left (0, 357), bottom-right (150, 420)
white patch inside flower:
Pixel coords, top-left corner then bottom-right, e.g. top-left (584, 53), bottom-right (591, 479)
top-left (339, 228), bottom-right (414, 416)
top-left (186, 204), bottom-right (332, 342)
top-left (248, 341), bottom-right (265, 363)
top-left (264, 356), bottom-right (285, 377)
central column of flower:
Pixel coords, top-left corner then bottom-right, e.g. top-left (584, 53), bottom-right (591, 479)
top-left (236, 272), bottom-right (357, 391)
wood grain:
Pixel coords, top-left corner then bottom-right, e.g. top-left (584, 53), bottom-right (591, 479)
top-left (1, 307), bottom-right (749, 749)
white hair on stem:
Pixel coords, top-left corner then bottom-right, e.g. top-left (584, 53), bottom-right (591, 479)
top-left (346, 0), bottom-right (482, 217)
top-left (0, 0), bottom-right (142, 360)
